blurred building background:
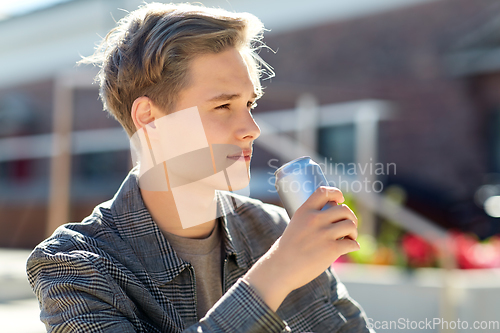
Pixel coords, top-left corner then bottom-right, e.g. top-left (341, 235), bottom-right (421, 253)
top-left (1, 0), bottom-right (500, 332)
top-left (256, 0), bottom-right (500, 238)
top-left (1, 0), bottom-right (499, 248)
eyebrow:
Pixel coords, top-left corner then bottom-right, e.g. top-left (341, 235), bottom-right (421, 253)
top-left (207, 92), bottom-right (258, 103)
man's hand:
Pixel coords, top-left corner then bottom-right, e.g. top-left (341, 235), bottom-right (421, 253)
top-left (243, 186), bottom-right (360, 311)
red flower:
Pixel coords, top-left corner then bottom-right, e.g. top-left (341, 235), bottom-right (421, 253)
top-left (450, 232), bottom-right (500, 269)
top-left (401, 233), bottom-right (436, 267)
top-left (451, 232), bottom-right (477, 269)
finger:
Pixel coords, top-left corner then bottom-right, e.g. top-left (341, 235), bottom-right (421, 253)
top-left (304, 186), bottom-right (344, 211)
top-left (319, 204), bottom-right (358, 227)
top-left (327, 219), bottom-right (358, 241)
top-left (336, 238), bottom-right (361, 256)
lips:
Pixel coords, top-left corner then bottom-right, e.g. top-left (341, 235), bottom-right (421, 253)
top-left (227, 149), bottom-right (252, 161)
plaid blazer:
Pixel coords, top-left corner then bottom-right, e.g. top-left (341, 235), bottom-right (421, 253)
top-left (27, 169), bottom-right (373, 333)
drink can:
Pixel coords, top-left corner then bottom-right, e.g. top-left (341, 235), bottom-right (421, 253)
top-left (274, 156), bottom-right (330, 218)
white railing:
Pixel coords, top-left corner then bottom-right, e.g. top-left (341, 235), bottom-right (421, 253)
top-left (0, 128), bottom-right (128, 162)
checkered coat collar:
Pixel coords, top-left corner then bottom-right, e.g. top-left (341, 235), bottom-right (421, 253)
top-left (109, 169), bottom-right (253, 285)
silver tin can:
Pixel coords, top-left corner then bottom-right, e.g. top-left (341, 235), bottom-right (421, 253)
top-left (274, 156), bottom-right (330, 218)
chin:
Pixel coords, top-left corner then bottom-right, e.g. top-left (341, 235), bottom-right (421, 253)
top-left (227, 174), bottom-right (251, 191)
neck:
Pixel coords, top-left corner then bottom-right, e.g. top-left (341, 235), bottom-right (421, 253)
top-left (140, 183), bottom-right (218, 239)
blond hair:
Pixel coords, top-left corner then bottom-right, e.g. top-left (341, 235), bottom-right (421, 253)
top-left (80, 2), bottom-right (272, 137)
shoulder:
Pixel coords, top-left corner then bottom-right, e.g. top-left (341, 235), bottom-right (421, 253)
top-left (26, 201), bottom-right (121, 283)
top-left (37, 200), bottom-right (116, 250)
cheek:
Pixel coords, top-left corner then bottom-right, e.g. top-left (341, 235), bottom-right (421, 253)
top-left (201, 116), bottom-right (232, 144)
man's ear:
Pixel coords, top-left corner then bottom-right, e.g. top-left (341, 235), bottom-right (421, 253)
top-left (131, 96), bottom-right (156, 131)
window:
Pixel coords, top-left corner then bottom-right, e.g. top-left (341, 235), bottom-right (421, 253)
top-left (318, 124), bottom-right (355, 165)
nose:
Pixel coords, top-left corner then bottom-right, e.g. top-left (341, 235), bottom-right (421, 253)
top-left (238, 110), bottom-right (261, 141)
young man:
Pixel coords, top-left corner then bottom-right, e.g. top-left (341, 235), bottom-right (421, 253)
top-left (27, 3), bottom-right (373, 332)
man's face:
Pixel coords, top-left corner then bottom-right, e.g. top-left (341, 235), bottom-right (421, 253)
top-left (130, 47), bottom-right (261, 227)
top-left (171, 47), bottom-right (261, 181)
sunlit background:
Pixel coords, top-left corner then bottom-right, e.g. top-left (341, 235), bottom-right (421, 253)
top-left (1, 0), bottom-right (500, 332)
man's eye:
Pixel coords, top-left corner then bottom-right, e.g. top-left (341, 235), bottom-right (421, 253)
top-left (215, 104), bottom-right (230, 110)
